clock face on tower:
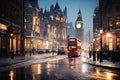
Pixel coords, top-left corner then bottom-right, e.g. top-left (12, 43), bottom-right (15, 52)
top-left (76, 23), bottom-right (81, 28)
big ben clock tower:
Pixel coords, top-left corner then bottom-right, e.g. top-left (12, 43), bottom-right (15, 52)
top-left (75, 9), bottom-right (84, 46)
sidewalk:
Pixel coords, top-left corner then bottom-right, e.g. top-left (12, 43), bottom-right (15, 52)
top-left (88, 59), bottom-right (120, 70)
top-left (0, 53), bottom-right (53, 67)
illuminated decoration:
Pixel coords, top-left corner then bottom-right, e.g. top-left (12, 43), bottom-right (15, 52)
top-left (0, 23), bottom-right (7, 30)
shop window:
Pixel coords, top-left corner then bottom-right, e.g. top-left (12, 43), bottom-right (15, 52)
top-left (108, 37), bottom-right (113, 50)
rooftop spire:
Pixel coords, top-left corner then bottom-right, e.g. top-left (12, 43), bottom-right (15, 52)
top-left (54, 1), bottom-right (60, 10)
top-left (77, 9), bottom-right (83, 21)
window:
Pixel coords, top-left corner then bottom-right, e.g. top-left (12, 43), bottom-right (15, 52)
top-left (69, 46), bottom-right (76, 50)
top-left (116, 37), bottom-right (120, 50)
top-left (108, 17), bottom-right (113, 27)
top-left (116, 16), bottom-right (120, 28)
top-left (108, 37), bottom-right (113, 50)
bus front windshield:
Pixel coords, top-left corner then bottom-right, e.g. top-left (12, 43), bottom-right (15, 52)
top-left (68, 46), bottom-right (77, 50)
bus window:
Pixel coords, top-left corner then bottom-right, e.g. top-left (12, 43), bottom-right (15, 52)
top-left (69, 46), bottom-right (76, 50)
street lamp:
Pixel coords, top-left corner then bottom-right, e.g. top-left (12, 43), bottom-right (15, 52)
top-left (100, 29), bottom-right (103, 50)
top-left (10, 33), bottom-right (14, 59)
top-left (100, 29), bottom-right (103, 63)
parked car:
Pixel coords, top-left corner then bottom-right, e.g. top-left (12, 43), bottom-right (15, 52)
top-left (45, 49), bottom-right (51, 53)
top-left (51, 47), bottom-right (57, 53)
top-left (58, 46), bottom-right (68, 55)
top-left (38, 49), bottom-right (45, 54)
top-left (38, 49), bottom-right (51, 54)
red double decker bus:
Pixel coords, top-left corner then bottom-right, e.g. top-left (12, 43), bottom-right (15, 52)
top-left (67, 38), bottom-right (81, 57)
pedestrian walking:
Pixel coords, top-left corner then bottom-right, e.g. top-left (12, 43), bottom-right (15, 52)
top-left (52, 50), bottom-right (55, 55)
top-left (32, 47), bottom-right (35, 55)
top-left (30, 50), bottom-right (31, 56)
top-left (52, 47), bottom-right (56, 55)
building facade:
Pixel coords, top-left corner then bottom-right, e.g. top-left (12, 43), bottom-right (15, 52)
top-left (0, 0), bottom-right (25, 57)
top-left (75, 9), bottom-right (84, 47)
top-left (24, 0), bottom-right (41, 53)
top-left (93, 0), bottom-right (120, 52)
top-left (24, 1), bottom-right (67, 52)
top-left (39, 2), bottom-right (67, 49)
top-left (93, 7), bottom-right (101, 50)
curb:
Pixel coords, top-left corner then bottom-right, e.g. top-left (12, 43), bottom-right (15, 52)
top-left (88, 62), bottom-right (120, 70)
top-left (0, 58), bottom-right (30, 68)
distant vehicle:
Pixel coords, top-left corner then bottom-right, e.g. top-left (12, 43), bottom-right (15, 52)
top-left (58, 46), bottom-right (68, 55)
top-left (38, 49), bottom-right (45, 54)
top-left (51, 47), bottom-right (57, 53)
top-left (38, 49), bottom-right (51, 54)
top-left (45, 49), bottom-right (51, 53)
top-left (67, 37), bottom-right (81, 57)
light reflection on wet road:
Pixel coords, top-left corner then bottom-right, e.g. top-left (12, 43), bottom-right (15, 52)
top-left (0, 57), bottom-right (120, 80)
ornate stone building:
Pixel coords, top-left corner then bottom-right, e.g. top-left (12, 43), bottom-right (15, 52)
top-left (24, 0), bottom-right (40, 53)
top-left (39, 2), bottom-right (67, 49)
top-left (24, 1), bottom-right (67, 51)
top-left (0, 0), bottom-right (25, 57)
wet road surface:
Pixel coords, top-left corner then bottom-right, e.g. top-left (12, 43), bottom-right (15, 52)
top-left (0, 56), bottom-right (120, 80)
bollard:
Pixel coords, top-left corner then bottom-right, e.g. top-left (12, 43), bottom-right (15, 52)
top-left (93, 51), bottom-right (96, 61)
top-left (89, 51), bottom-right (92, 58)
top-left (96, 51), bottom-right (100, 61)
top-left (100, 51), bottom-right (103, 63)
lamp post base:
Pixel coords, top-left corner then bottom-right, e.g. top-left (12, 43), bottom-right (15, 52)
top-left (10, 50), bottom-right (14, 59)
